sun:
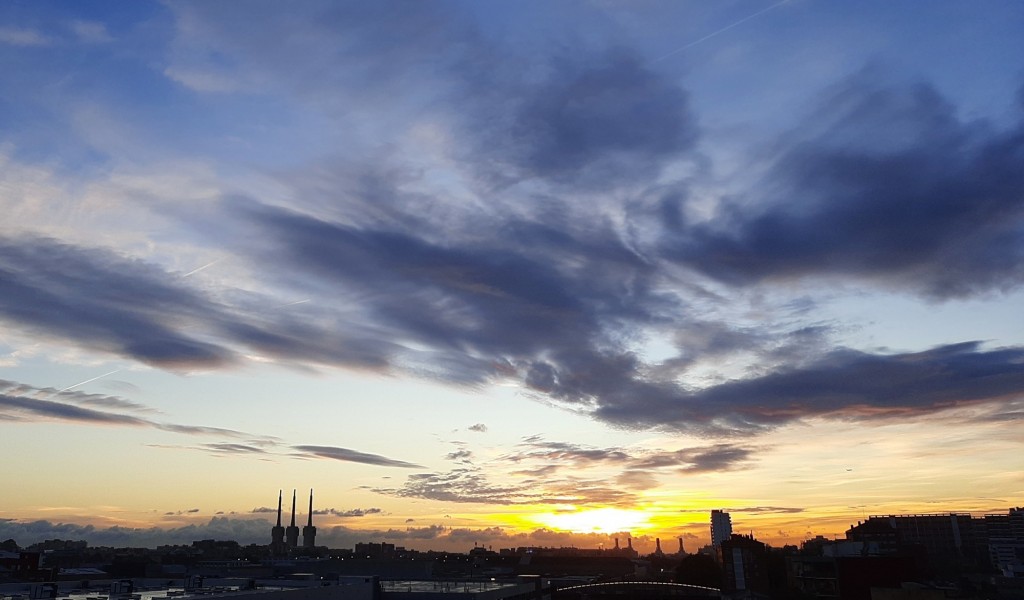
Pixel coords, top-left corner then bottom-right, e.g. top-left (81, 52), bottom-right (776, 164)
top-left (534, 508), bottom-right (653, 534)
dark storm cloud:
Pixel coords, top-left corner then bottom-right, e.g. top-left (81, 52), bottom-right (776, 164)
top-left (0, 236), bottom-right (236, 369)
top-left (292, 445), bottom-right (424, 468)
top-left (9, 219), bottom-right (1024, 439)
top-left (482, 51), bottom-right (698, 187)
top-left (241, 202), bottom-right (665, 384)
top-left (668, 72), bottom-right (1024, 298)
top-left (595, 342), bottom-right (1024, 433)
top-left (0, 235), bottom-right (401, 374)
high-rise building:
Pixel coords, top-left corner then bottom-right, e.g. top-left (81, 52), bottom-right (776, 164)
top-left (285, 489), bottom-right (300, 548)
top-left (711, 510), bottom-right (732, 547)
top-left (302, 489), bottom-right (317, 548)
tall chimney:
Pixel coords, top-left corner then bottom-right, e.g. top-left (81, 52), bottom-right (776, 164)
top-left (307, 489), bottom-right (313, 527)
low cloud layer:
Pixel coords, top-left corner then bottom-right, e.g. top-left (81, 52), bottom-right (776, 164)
top-left (0, 517), bottom-right (682, 553)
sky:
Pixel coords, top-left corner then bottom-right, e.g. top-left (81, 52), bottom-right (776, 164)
top-left (2, 0), bottom-right (1024, 553)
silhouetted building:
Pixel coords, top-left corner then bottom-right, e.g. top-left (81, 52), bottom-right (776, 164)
top-left (846, 513), bottom-right (985, 574)
top-left (983, 506), bottom-right (1024, 577)
top-left (302, 489), bottom-right (317, 548)
top-left (710, 510), bottom-right (732, 548)
top-left (355, 542), bottom-right (396, 558)
top-left (787, 553), bottom-right (921, 600)
top-left (719, 534), bottom-right (771, 595)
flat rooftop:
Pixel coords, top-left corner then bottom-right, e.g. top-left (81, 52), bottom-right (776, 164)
top-left (379, 581), bottom-right (520, 594)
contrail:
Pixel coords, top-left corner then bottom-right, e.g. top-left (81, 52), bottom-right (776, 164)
top-left (48, 369), bottom-right (122, 397)
top-left (653, 0), bottom-right (791, 63)
top-left (271, 299), bottom-right (311, 310)
top-left (183, 258), bottom-right (222, 278)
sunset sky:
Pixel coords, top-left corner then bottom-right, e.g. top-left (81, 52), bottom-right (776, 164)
top-left (2, 0), bottom-right (1024, 553)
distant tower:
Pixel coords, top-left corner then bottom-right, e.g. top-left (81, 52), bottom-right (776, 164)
top-left (711, 510), bottom-right (732, 547)
top-left (270, 490), bottom-right (286, 556)
top-left (614, 537), bottom-right (620, 550)
top-left (285, 489), bottom-right (300, 548)
top-left (654, 538), bottom-right (664, 556)
top-left (302, 488), bottom-right (317, 548)
top-left (678, 537), bottom-right (685, 555)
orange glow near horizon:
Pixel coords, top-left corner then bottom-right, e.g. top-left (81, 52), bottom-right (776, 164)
top-left (531, 507), bottom-right (654, 534)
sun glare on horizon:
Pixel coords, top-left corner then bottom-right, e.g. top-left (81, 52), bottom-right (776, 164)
top-left (534, 508), bottom-right (653, 534)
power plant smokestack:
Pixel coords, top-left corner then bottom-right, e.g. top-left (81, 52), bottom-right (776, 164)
top-left (285, 489), bottom-right (299, 548)
top-left (302, 489), bottom-right (317, 548)
top-left (270, 490), bottom-right (286, 556)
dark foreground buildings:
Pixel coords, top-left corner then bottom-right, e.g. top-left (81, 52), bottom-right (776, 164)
top-left (3, 505), bottom-right (1023, 600)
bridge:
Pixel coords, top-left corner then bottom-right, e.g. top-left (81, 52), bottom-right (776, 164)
top-left (553, 581), bottom-right (720, 600)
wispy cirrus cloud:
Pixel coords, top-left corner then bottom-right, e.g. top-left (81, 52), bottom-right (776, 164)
top-left (0, 26), bottom-right (51, 46)
top-left (0, 389), bottom-right (282, 451)
top-left (312, 507), bottom-right (383, 518)
top-left (378, 437), bottom-right (758, 507)
top-left (0, 393), bottom-right (150, 427)
top-left (374, 466), bottom-right (636, 507)
top-left (292, 445), bottom-right (424, 469)
top-left (0, 380), bottom-right (431, 472)
top-left (507, 437), bottom-right (756, 474)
